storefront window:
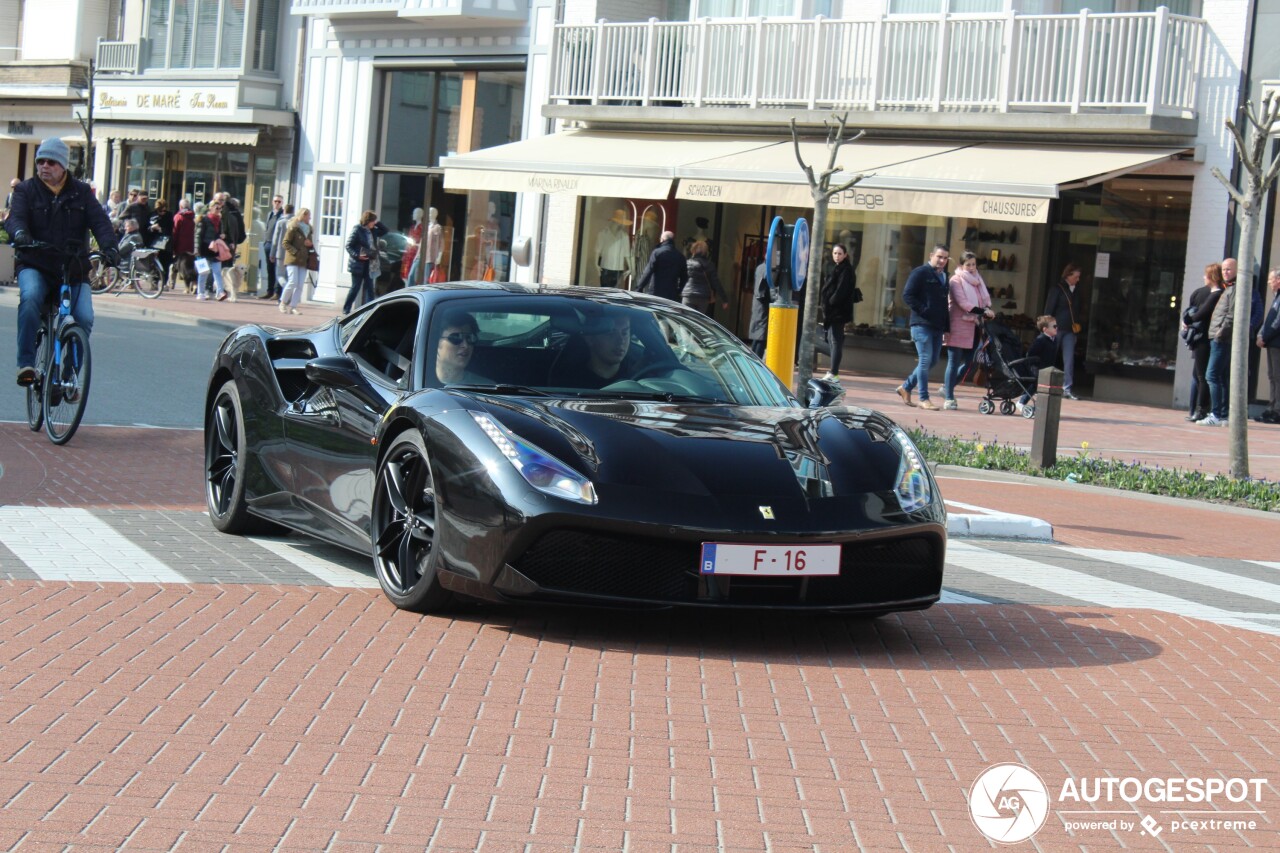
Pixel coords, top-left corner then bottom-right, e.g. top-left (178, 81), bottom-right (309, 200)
top-left (1052, 177), bottom-right (1191, 376)
top-left (382, 71), bottom-right (465, 168)
top-left (126, 149), bottom-right (167, 200)
top-left (472, 72), bottom-right (525, 152)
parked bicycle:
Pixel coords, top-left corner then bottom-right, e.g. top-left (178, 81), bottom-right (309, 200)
top-left (25, 240), bottom-right (96, 445)
top-left (89, 246), bottom-right (164, 299)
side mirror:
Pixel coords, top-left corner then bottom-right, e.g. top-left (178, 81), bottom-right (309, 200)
top-left (806, 378), bottom-right (845, 409)
top-left (305, 356), bottom-right (389, 410)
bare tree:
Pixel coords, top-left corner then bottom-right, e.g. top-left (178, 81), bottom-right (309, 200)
top-left (1211, 94), bottom-right (1280, 479)
top-left (790, 114), bottom-right (867, 395)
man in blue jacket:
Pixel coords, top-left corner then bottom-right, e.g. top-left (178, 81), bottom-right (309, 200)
top-left (895, 244), bottom-right (951, 410)
top-left (1256, 268), bottom-right (1280, 423)
top-left (4, 138), bottom-right (119, 386)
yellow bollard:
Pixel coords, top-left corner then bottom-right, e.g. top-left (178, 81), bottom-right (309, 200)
top-left (763, 304), bottom-right (798, 386)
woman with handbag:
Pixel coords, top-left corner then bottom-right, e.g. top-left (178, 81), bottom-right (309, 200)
top-left (1181, 263), bottom-right (1224, 422)
top-left (1043, 263), bottom-right (1085, 399)
top-left (195, 201), bottom-right (227, 301)
top-left (343, 210), bottom-right (388, 313)
top-left (280, 208), bottom-right (313, 315)
top-left (941, 251), bottom-right (994, 409)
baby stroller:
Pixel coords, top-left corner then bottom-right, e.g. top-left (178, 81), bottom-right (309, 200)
top-left (972, 320), bottom-right (1038, 419)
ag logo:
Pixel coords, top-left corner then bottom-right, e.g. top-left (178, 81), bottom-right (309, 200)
top-left (969, 763), bottom-right (1050, 844)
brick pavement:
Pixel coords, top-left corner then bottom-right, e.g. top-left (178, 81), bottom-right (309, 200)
top-left (0, 583), bottom-right (1275, 850)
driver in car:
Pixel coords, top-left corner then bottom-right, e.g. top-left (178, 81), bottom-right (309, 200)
top-left (561, 315), bottom-right (636, 390)
top-left (434, 310), bottom-right (487, 386)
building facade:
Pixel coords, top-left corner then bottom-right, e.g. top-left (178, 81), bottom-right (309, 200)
top-left (90, 0), bottom-right (302, 286)
top-left (286, 0), bottom-right (544, 304)
top-left (441, 0), bottom-right (1267, 409)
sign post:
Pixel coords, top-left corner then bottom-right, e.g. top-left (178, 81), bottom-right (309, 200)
top-left (763, 216), bottom-right (809, 386)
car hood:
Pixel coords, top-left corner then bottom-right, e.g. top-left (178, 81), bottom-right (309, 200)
top-left (471, 397), bottom-right (905, 500)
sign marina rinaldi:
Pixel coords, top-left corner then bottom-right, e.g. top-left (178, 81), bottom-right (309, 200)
top-left (968, 762), bottom-right (1267, 844)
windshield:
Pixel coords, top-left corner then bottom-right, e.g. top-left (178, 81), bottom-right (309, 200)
top-left (424, 296), bottom-right (797, 407)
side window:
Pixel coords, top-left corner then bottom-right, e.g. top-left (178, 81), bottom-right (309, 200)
top-left (345, 299), bottom-right (422, 388)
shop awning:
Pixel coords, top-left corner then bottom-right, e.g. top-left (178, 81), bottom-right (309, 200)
top-left (442, 132), bottom-right (778, 199)
top-left (93, 122), bottom-right (260, 147)
top-left (443, 130), bottom-right (1187, 223)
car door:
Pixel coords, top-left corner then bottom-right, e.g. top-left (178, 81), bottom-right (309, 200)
top-left (283, 296), bottom-right (425, 549)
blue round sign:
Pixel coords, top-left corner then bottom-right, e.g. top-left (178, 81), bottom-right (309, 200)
top-left (790, 217), bottom-right (810, 292)
top-left (764, 216), bottom-right (785, 291)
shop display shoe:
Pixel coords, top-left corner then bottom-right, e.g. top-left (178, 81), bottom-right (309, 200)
top-left (1009, 226), bottom-right (1019, 244)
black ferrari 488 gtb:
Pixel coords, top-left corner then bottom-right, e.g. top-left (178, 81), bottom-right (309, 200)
top-left (204, 283), bottom-right (945, 613)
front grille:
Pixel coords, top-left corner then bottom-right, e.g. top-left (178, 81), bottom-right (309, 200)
top-left (510, 529), bottom-right (943, 608)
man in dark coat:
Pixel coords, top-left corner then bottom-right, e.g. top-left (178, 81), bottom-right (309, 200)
top-left (1255, 268), bottom-right (1280, 423)
top-left (123, 190), bottom-right (153, 245)
top-left (258, 194), bottom-right (284, 299)
top-left (634, 231), bottom-right (687, 302)
top-left (895, 244), bottom-right (951, 410)
top-left (4, 138), bottom-right (118, 386)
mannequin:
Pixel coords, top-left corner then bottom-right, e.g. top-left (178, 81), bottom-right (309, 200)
top-left (411, 207), bottom-right (443, 284)
top-left (595, 208), bottom-right (632, 287)
top-left (402, 207), bottom-right (424, 285)
top-left (425, 207), bottom-right (443, 276)
top-left (631, 208), bottom-right (660, 290)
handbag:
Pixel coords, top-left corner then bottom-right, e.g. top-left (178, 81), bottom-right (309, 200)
top-left (1061, 283), bottom-right (1081, 335)
top-left (151, 236), bottom-right (169, 252)
top-left (369, 257), bottom-right (381, 279)
top-left (853, 286), bottom-right (864, 304)
top-left (306, 248), bottom-right (320, 272)
top-left (194, 257), bottom-right (211, 275)
top-left (210, 238), bottom-right (232, 262)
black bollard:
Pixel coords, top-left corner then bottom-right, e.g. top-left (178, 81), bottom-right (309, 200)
top-left (1030, 366), bottom-right (1064, 469)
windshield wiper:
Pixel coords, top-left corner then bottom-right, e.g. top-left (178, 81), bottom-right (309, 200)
top-left (450, 383), bottom-right (553, 397)
top-left (575, 390), bottom-right (725, 404)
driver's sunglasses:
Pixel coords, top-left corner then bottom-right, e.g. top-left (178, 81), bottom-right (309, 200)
top-left (443, 332), bottom-right (478, 346)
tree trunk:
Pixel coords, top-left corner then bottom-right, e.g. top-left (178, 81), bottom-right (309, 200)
top-left (794, 198), bottom-right (829, 395)
top-left (1229, 194), bottom-right (1258, 480)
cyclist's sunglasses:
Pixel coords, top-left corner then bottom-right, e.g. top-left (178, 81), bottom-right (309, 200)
top-left (442, 332), bottom-right (478, 346)
top-left (35, 158), bottom-right (61, 167)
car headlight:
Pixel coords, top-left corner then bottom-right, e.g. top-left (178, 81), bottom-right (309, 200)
top-left (892, 428), bottom-right (932, 513)
top-left (471, 413), bottom-right (598, 505)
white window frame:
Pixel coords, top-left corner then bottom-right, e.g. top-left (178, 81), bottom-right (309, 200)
top-left (318, 174), bottom-right (345, 240)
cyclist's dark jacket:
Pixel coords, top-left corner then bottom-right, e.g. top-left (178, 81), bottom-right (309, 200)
top-left (4, 175), bottom-right (118, 280)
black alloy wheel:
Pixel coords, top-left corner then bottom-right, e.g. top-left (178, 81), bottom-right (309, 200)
top-left (206, 380), bottom-right (277, 534)
top-left (371, 432), bottom-right (452, 612)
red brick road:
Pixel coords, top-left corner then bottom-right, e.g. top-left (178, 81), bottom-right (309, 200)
top-left (0, 583), bottom-right (1274, 850)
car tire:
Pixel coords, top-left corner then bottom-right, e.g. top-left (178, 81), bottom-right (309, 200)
top-left (371, 431), bottom-right (453, 613)
top-left (206, 379), bottom-right (279, 534)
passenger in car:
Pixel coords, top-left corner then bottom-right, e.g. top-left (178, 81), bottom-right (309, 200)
top-left (434, 310), bottom-right (486, 386)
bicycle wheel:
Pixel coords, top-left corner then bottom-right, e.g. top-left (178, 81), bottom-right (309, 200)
top-left (89, 260), bottom-right (118, 294)
top-left (44, 324), bottom-right (92, 445)
top-left (135, 258), bottom-right (164, 299)
top-left (26, 326), bottom-right (47, 432)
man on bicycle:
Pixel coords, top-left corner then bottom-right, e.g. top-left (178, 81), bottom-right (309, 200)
top-left (3, 138), bottom-right (118, 386)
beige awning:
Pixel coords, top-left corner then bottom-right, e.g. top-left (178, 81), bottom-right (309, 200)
top-left (93, 122), bottom-right (260, 147)
top-left (444, 130), bottom-right (1186, 223)
top-left (442, 131), bottom-right (778, 199)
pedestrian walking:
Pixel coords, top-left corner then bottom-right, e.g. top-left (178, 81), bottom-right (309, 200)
top-left (819, 242), bottom-right (857, 381)
top-left (195, 201), bottom-right (227, 301)
top-left (280, 208), bottom-right (313, 315)
top-left (941, 251), bottom-right (994, 409)
top-left (273, 204), bottom-right (294, 301)
top-left (170, 199), bottom-right (196, 292)
top-left (682, 241), bottom-right (729, 316)
top-left (1044, 262), bottom-right (1085, 400)
top-left (218, 195), bottom-right (247, 297)
top-left (634, 231), bottom-right (687, 302)
top-left (343, 210), bottom-right (388, 314)
top-left (749, 256), bottom-right (773, 358)
top-left (258, 195), bottom-right (284, 300)
top-left (895, 245), bottom-right (951, 410)
top-left (149, 199), bottom-right (173, 284)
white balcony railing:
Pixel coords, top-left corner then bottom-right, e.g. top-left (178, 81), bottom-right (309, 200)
top-left (95, 39), bottom-right (140, 74)
top-left (550, 8), bottom-right (1205, 117)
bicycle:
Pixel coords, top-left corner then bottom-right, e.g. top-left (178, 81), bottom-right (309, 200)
top-left (89, 246), bottom-right (163, 299)
top-left (22, 240), bottom-right (96, 445)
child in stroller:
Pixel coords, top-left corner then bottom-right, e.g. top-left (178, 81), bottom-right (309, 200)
top-left (973, 318), bottom-right (1045, 418)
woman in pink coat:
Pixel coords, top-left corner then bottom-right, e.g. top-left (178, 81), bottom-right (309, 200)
top-left (942, 251), bottom-right (995, 409)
